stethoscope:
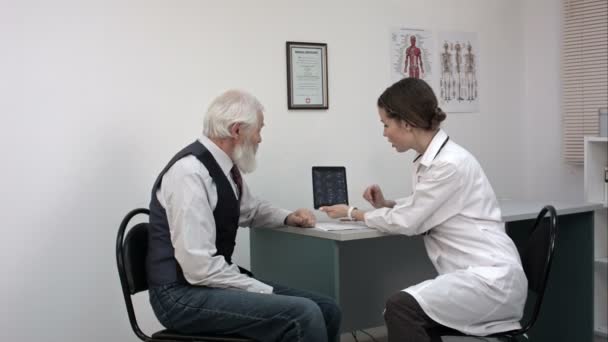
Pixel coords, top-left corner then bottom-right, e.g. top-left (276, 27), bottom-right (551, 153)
top-left (413, 136), bottom-right (450, 163)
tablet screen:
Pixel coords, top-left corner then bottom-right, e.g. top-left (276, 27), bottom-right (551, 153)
top-left (312, 166), bottom-right (348, 209)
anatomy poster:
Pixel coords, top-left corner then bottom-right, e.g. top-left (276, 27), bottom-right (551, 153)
top-left (436, 31), bottom-right (479, 113)
top-left (390, 27), bottom-right (434, 84)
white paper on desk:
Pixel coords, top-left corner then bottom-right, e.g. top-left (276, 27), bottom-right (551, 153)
top-left (315, 221), bottom-right (368, 231)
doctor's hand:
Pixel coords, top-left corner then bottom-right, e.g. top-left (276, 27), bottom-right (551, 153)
top-left (363, 184), bottom-right (388, 208)
top-left (285, 208), bottom-right (316, 228)
top-left (319, 204), bottom-right (349, 219)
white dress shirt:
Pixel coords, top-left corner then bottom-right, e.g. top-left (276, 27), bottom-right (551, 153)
top-left (156, 136), bottom-right (291, 294)
top-left (364, 129), bottom-right (527, 336)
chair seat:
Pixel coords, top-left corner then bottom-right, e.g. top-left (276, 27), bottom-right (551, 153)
top-left (440, 337), bottom-right (508, 341)
top-left (439, 331), bottom-right (518, 342)
top-left (152, 329), bottom-right (252, 342)
top-left (431, 327), bottom-right (517, 342)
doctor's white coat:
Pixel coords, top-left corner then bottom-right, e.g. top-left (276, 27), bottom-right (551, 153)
top-left (364, 129), bottom-right (527, 336)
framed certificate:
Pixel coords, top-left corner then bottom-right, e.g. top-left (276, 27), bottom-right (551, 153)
top-left (286, 41), bottom-right (328, 109)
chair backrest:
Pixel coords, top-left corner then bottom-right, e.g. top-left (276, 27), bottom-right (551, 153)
top-left (124, 222), bottom-right (150, 294)
top-left (116, 208), bottom-right (253, 342)
top-left (519, 205), bottom-right (558, 334)
top-left (116, 208), bottom-right (151, 342)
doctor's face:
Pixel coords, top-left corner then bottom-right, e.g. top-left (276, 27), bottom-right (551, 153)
top-left (378, 107), bottom-right (415, 153)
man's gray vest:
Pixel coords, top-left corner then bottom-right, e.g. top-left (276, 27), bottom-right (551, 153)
top-left (146, 141), bottom-right (241, 287)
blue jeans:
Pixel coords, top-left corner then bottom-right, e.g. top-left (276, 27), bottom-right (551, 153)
top-left (149, 280), bottom-right (341, 342)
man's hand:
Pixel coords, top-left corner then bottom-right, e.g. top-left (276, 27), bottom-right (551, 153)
top-left (285, 208), bottom-right (316, 228)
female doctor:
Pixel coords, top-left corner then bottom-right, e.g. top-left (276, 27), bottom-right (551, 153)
top-left (320, 78), bottom-right (527, 342)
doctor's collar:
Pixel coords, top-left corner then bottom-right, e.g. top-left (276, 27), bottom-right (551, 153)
top-left (415, 130), bottom-right (450, 166)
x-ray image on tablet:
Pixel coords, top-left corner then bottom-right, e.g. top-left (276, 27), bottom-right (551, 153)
top-left (312, 166), bottom-right (349, 209)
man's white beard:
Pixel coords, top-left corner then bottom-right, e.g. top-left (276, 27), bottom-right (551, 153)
top-left (233, 140), bottom-right (257, 174)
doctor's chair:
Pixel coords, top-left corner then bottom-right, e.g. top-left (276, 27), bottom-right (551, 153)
top-left (437, 205), bottom-right (558, 342)
top-left (116, 208), bottom-right (253, 342)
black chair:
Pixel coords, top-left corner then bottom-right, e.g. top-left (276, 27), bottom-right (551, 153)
top-left (116, 208), bottom-right (252, 342)
top-left (438, 205), bottom-right (558, 342)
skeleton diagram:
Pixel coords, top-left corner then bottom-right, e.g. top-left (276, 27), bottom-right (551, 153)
top-left (440, 41), bottom-right (478, 103)
top-left (464, 43), bottom-right (477, 101)
top-left (454, 43), bottom-right (463, 101)
top-left (440, 42), bottom-right (453, 101)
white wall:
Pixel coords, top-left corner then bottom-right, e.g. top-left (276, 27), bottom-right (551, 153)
top-left (520, 0), bottom-right (584, 201)
top-left (0, 0), bottom-right (574, 341)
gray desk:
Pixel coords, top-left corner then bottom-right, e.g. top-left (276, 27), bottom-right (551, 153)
top-left (250, 200), bottom-right (601, 341)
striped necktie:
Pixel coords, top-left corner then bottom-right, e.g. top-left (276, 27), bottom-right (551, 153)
top-left (230, 165), bottom-right (243, 200)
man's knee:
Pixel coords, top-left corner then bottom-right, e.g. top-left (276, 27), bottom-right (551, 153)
top-left (319, 299), bottom-right (342, 325)
top-left (291, 297), bottom-right (324, 322)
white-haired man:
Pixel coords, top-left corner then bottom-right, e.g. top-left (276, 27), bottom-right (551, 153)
top-left (146, 90), bottom-right (341, 342)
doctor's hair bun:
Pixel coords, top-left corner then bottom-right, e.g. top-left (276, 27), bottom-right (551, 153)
top-left (432, 107), bottom-right (447, 125)
top-left (377, 77), bottom-right (446, 131)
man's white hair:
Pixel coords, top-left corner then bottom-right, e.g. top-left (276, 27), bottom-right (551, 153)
top-left (203, 89), bottom-right (264, 139)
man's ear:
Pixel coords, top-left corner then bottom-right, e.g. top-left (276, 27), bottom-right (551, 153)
top-left (230, 122), bottom-right (241, 139)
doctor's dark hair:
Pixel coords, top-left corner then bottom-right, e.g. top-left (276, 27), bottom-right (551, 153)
top-left (377, 78), bottom-right (446, 131)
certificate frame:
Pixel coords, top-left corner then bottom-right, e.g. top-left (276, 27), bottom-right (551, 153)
top-left (286, 41), bottom-right (329, 110)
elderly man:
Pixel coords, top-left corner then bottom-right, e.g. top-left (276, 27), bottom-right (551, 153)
top-left (146, 90), bottom-right (341, 342)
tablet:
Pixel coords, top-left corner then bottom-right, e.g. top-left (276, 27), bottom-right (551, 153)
top-left (312, 166), bottom-right (349, 209)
